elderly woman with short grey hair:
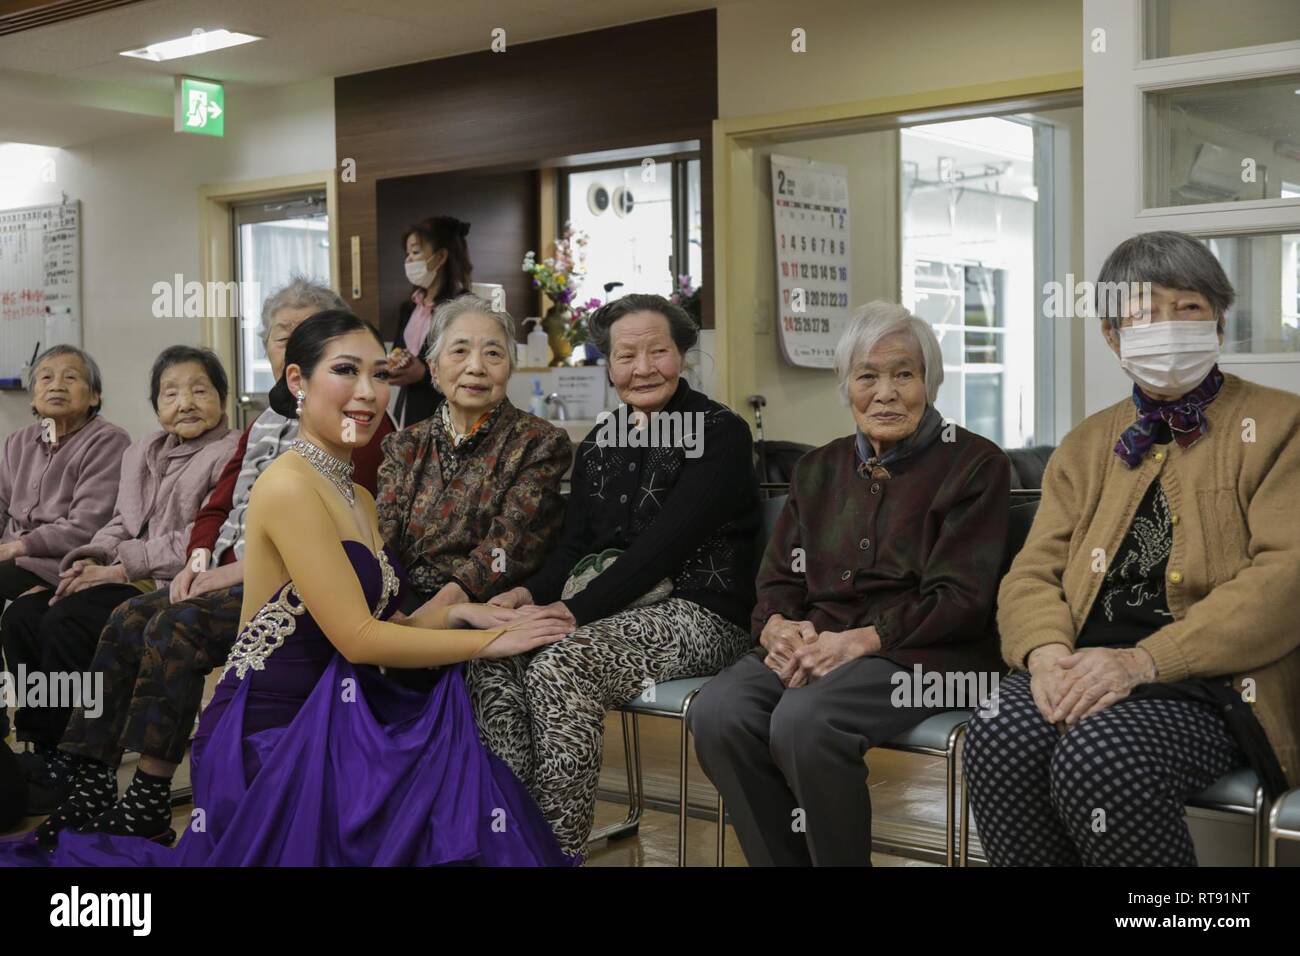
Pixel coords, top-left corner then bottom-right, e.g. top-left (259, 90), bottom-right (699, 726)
top-left (1, 345), bottom-right (237, 779)
top-left (965, 230), bottom-right (1300, 866)
top-left (0, 345), bottom-right (131, 605)
top-left (689, 300), bottom-right (1010, 866)
top-left (470, 292), bottom-right (760, 858)
top-left (377, 294), bottom-right (572, 623)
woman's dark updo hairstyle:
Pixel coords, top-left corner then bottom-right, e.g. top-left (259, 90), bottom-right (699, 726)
top-left (588, 293), bottom-right (699, 358)
top-left (402, 215), bottom-right (473, 296)
top-left (267, 310), bottom-right (386, 419)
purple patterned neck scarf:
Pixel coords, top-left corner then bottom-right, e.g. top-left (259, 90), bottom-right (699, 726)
top-left (1114, 366), bottom-right (1225, 468)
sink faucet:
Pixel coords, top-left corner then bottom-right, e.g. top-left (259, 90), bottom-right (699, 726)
top-left (545, 393), bottom-right (569, 421)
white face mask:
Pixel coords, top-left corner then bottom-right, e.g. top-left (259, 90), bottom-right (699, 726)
top-left (404, 256), bottom-right (439, 289)
top-left (1118, 320), bottom-right (1219, 394)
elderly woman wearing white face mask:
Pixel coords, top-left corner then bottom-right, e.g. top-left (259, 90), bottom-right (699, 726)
top-left (965, 230), bottom-right (1300, 866)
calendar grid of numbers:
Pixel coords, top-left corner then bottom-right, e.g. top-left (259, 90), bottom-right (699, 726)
top-left (770, 155), bottom-right (851, 369)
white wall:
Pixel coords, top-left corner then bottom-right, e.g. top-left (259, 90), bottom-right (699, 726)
top-left (745, 131), bottom-right (900, 448)
top-left (717, 0), bottom-right (1082, 120)
top-left (716, 0), bottom-right (1085, 446)
top-left (0, 79), bottom-right (335, 441)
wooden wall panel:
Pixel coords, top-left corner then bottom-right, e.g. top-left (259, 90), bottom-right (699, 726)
top-left (335, 9), bottom-right (717, 332)
top-left (376, 169), bottom-right (540, 339)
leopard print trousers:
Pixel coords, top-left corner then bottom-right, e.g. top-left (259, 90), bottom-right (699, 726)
top-left (466, 597), bottom-right (752, 857)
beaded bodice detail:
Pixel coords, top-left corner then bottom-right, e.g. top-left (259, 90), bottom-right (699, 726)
top-left (222, 545), bottom-right (401, 681)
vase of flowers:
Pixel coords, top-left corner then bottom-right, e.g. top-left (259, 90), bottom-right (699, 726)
top-left (540, 305), bottom-right (573, 365)
top-left (523, 224), bottom-right (589, 366)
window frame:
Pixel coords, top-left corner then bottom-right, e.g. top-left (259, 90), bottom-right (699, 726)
top-left (556, 150), bottom-right (701, 300)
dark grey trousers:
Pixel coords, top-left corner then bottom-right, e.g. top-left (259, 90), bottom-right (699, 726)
top-left (688, 650), bottom-right (951, 866)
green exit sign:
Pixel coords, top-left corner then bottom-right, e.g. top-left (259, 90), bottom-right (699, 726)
top-left (174, 76), bottom-right (224, 137)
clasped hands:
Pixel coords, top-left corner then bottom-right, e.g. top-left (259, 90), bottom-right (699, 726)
top-left (759, 613), bottom-right (880, 687)
top-left (386, 347), bottom-right (426, 387)
top-left (1026, 642), bottom-right (1157, 728)
top-left (49, 559), bottom-right (128, 603)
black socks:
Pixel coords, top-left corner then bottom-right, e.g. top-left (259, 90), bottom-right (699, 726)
top-left (34, 756), bottom-right (116, 846)
top-left (34, 762), bottom-right (174, 846)
top-left (83, 768), bottom-right (173, 840)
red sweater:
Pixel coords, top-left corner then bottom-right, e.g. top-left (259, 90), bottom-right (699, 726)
top-left (187, 413), bottom-right (395, 565)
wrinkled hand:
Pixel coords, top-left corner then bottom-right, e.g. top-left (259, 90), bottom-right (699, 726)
top-left (387, 353), bottom-right (426, 387)
top-left (779, 627), bottom-right (879, 687)
top-left (1026, 643), bottom-right (1073, 725)
top-left (487, 586), bottom-right (532, 609)
top-left (513, 600), bottom-right (577, 628)
top-left (1050, 646), bottom-right (1156, 726)
top-left (186, 561), bottom-right (243, 601)
top-left (51, 560), bottom-right (126, 603)
top-left (0, 539), bottom-right (27, 563)
top-left (170, 562), bottom-right (199, 603)
top-left (759, 614), bottom-right (817, 674)
top-left (449, 602), bottom-right (571, 630)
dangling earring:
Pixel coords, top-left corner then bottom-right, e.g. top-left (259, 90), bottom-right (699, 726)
top-left (296, 389), bottom-right (305, 416)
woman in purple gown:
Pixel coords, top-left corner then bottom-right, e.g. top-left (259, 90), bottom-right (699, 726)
top-left (0, 312), bottom-right (574, 866)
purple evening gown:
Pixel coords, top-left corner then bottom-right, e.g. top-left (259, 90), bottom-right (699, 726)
top-left (0, 542), bottom-right (573, 866)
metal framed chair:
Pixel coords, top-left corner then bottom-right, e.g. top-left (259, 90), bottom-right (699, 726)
top-left (716, 708), bottom-right (974, 867)
top-left (587, 494), bottom-right (790, 866)
top-left (587, 677), bottom-right (713, 866)
top-left (959, 763), bottom-right (1271, 866)
top-left (880, 710), bottom-right (974, 866)
top-left (1187, 768), bottom-right (1270, 866)
top-left (596, 489), bottom-right (1040, 867)
top-left (1267, 787), bottom-right (1300, 866)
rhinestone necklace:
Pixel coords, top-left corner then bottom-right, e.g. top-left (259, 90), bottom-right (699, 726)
top-left (291, 438), bottom-right (355, 505)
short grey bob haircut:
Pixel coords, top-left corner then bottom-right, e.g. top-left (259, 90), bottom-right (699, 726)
top-left (426, 293), bottom-right (519, 379)
top-left (1096, 230), bottom-right (1235, 330)
top-left (28, 344), bottom-right (105, 419)
top-left (834, 301), bottom-right (943, 405)
top-left (259, 276), bottom-right (347, 343)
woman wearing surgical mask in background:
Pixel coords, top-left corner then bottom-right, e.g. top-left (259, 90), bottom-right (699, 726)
top-left (964, 230), bottom-right (1300, 866)
top-left (391, 216), bottom-right (473, 428)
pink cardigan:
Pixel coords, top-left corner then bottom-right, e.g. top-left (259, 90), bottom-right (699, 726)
top-left (0, 416), bottom-right (133, 585)
top-left (62, 421), bottom-right (241, 585)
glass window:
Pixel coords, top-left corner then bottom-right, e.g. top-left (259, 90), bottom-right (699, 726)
top-left (1144, 0), bottom-right (1300, 59)
top-left (1202, 231), bottom-right (1300, 353)
top-left (564, 158), bottom-right (700, 304)
top-left (232, 193), bottom-right (330, 399)
top-left (902, 116), bottom-right (1045, 448)
top-left (964, 373), bottom-right (1004, 445)
top-left (685, 158), bottom-right (703, 289)
top-left (1144, 73), bottom-right (1300, 209)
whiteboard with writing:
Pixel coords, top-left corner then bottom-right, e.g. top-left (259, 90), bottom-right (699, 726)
top-left (0, 201), bottom-right (81, 381)
top-left (770, 155), bottom-right (851, 369)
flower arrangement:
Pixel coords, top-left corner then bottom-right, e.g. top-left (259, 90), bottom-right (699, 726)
top-left (670, 274), bottom-right (702, 324)
top-left (522, 224), bottom-right (589, 307)
top-left (565, 297), bottom-right (604, 348)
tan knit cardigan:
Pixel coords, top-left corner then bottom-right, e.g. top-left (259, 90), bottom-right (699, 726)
top-left (1000, 373), bottom-right (1300, 786)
